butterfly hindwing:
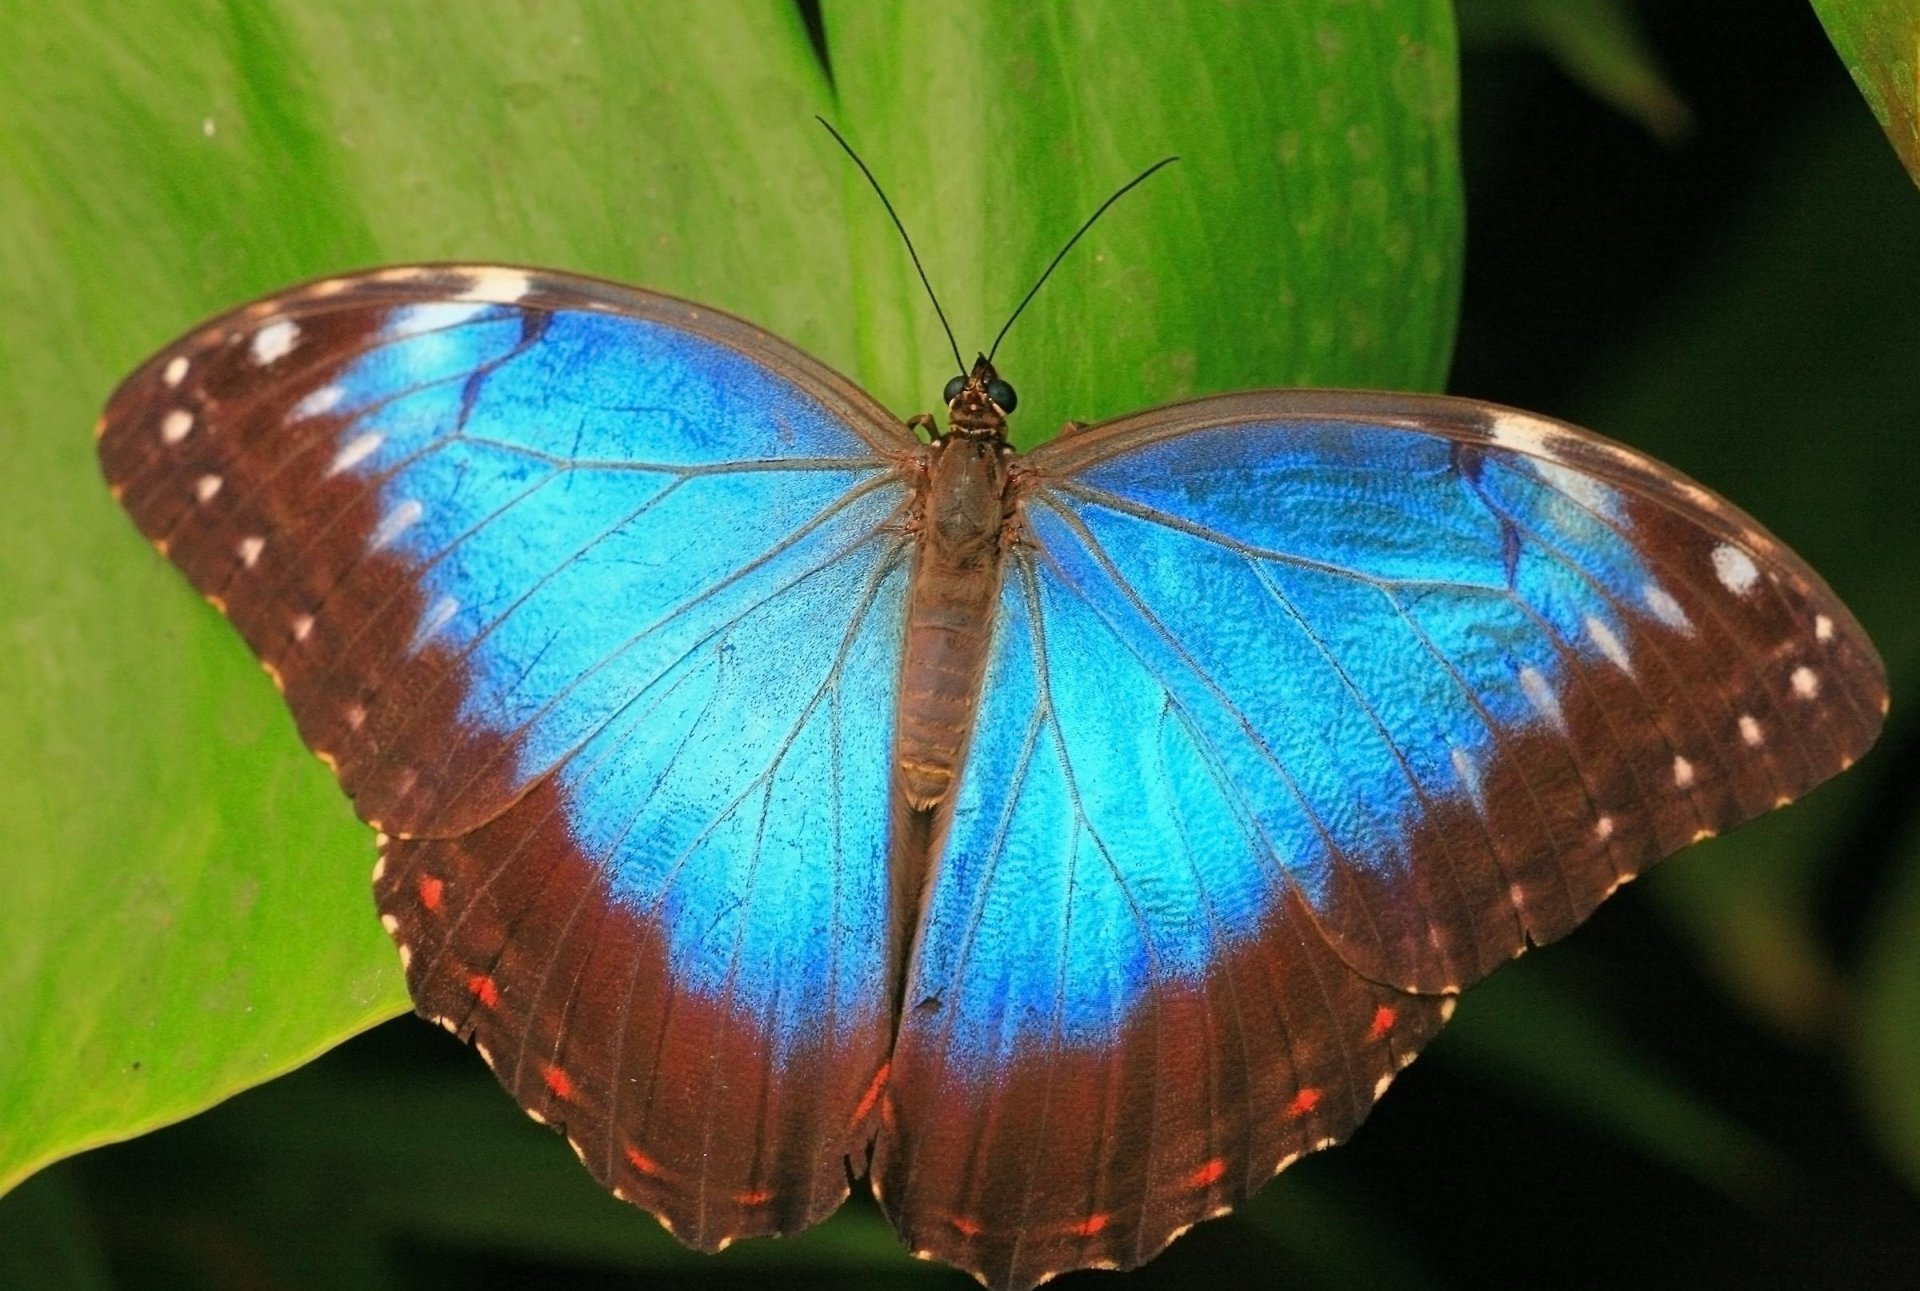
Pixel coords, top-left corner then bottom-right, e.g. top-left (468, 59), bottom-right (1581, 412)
top-left (877, 391), bottom-right (1884, 1288)
top-left (98, 266), bottom-right (919, 1245)
top-left (877, 555), bottom-right (1454, 1288)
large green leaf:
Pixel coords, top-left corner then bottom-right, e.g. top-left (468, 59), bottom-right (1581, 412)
top-left (0, 0), bottom-right (1462, 1196)
top-left (0, 0), bottom-right (848, 1198)
top-left (1810, 0), bottom-right (1920, 186)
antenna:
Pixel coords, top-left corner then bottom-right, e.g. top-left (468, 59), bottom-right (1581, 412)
top-left (988, 156), bottom-right (1179, 362)
top-left (816, 118), bottom-right (967, 377)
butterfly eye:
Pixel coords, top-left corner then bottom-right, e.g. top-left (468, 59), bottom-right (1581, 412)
top-left (986, 378), bottom-right (1018, 413)
top-left (942, 375), bottom-right (966, 404)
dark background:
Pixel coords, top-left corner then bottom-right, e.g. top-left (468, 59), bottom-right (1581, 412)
top-left (6, 2), bottom-right (1917, 1287)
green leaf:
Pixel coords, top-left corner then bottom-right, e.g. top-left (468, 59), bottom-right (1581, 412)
top-left (0, 0), bottom-right (1463, 1197)
top-left (0, 0), bottom-right (842, 1198)
top-left (824, 1), bottom-right (1463, 444)
top-left (1810, 0), bottom-right (1920, 186)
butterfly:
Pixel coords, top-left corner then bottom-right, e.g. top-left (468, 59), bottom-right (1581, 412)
top-left (97, 258), bottom-right (1884, 1288)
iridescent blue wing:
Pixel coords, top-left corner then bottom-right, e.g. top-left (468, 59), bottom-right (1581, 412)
top-left (876, 391), bottom-right (1885, 1288)
top-left (98, 266), bottom-right (917, 1247)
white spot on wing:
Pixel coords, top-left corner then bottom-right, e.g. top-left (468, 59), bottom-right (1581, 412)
top-left (1711, 544), bottom-right (1760, 595)
top-left (195, 474), bottom-right (222, 503)
top-left (390, 300), bottom-right (495, 335)
top-left (1585, 615), bottom-right (1632, 672)
top-left (453, 268), bottom-right (534, 303)
top-left (1643, 583), bottom-right (1692, 633)
top-left (1595, 815), bottom-right (1615, 840)
top-left (369, 498), bottom-right (423, 550)
top-left (250, 319), bottom-right (300, 365)
top-left (161, 409), bottom-right (193, 444)
top-left (296, 384), bottom-right (344, 418)
top-left (1792, 666), bottom-right (1820, 699)
top-left (1519, 665), bottom-right (1567, 732)
top-left (1532, 457), bottom-right (1620, 518)
top-left (1487, 410), bottom-right (1562, 455)
top-left (1672, 755), bottom-right (1695, 788)
top-left (371, 854), bottom-right (386, 882)
top-left (1739, 714), bottom-right (1762, 746)
top-left (327, 432), bottom-right (384, 477)
top-left (1451, 747), bottom-right (1486, 814)
top-left (292, 614), bottom-right (314, 642)
top-left (162, 356), bottom-right (190, 387)
top-left (1815, 614), bottom-right (1834, 642)
top-left (412, 595), bottom-right (459, 649)
top-left (379, 914), bottom-right (399, 934)
top-left (236, 535), bottom-right (265, 568)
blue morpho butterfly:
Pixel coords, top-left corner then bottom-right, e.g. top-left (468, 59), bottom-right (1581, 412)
top-left (98, 140), bottom-right (1885, 1289)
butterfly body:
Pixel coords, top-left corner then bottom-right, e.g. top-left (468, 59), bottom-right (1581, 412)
top-left (897, 400), bottom-right (1014, 814)
top-left (99, 264), bottom-right (1885, 1290)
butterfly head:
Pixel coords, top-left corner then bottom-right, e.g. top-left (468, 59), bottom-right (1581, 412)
top-left (941, 354), bottom-right (1018, 439)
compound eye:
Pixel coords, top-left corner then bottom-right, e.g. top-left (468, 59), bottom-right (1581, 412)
top-left (986, 378), bottom-right (1018, 413)
top-left (942, 374), bottom-right (966, 404)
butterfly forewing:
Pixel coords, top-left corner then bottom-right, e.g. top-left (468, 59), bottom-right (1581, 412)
top-left (98, 265), bottom-right (919, 1246)
top-left (874, 390), bottom-right (1884, 1288)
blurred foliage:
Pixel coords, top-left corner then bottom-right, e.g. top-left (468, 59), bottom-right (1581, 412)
top-left (1859, 825), bottom-right (1920, 1198)
top-left (1458, 0), bottom-right (1691, 137)
top-left (0, 0), bottom-right (1916, 1288)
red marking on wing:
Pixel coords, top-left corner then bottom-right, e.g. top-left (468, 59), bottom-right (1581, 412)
top-left (1184, 1157), bottom-right (1227, 1190)
top-left (949, 1214), bottom-right (984, 1238)
top-left (1067, 1212), bottom-right (1109, 1238)
top-left (624, 1145), bottom-right (659, 1175)
top-left (466, 974), bottom-right (499, 1009)
top-left (1368, 1004), bottom-right (1396, 1040)
top-left (1286, 1087), bottom-right (1321, 1119)
top-left (542, 1064), bottom-right (575, 1101)
top-left (736, 1187), bottom-right (773, 1206)
top-left (416, 874), bottom-right (444, 912)
top-left (853, 1061), bottom-right (890, 1125)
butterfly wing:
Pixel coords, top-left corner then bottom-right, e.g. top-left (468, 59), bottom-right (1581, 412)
top-left (875, 391), bottom-right (1884, 1289)
top-left (98, 266), bottom-right (919, 1246)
